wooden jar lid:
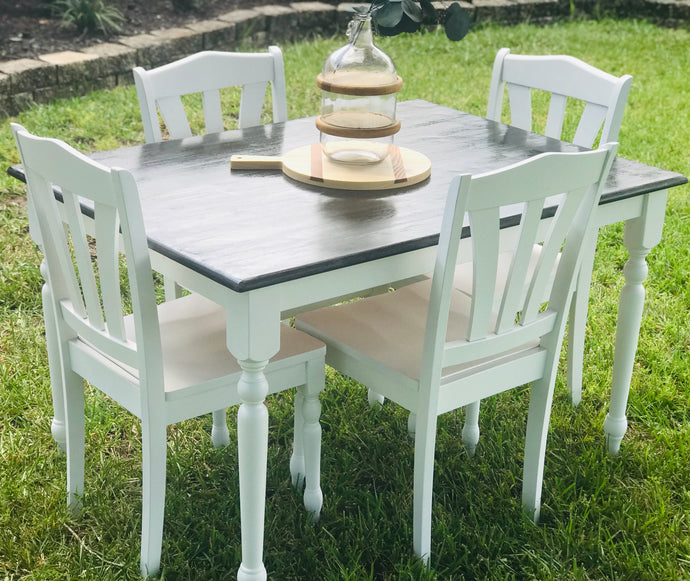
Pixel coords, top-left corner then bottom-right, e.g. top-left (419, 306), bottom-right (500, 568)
top-left (316, 72), bottom-right (403, 96)
top-left (316, 111), bottom-right (401, 139)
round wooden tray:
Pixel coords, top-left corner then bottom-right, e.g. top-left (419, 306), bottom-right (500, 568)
top-left (230, 144), bottom-right (431, 191)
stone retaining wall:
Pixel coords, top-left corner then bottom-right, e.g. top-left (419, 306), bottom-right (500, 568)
top-left (1, 0), bottom-right (688, 118)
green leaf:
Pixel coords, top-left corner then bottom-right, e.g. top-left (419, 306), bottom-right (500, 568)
top-left (444, 2), bottom-right (471, 42)
top-left (373, 1), bottom-right (404, 28)
top-left (402, 0), bottom-right (423, 23)
top-left (419, 0), bottom-right (437, 23)
top-left (376, 14), bottom-right (421, 36)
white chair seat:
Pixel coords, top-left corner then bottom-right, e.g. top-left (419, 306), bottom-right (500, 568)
top-left (298, 280), bottom-right (537, 384)
top-left (75, 292), bottom-right (324, 409)
top-left (361, 247), bottom-right (553, 406)
top-left (133, 293), bottom-right (323, 393)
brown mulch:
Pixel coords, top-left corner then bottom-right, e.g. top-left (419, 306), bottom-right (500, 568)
top-left (0, 0), bottom-right (296, 61)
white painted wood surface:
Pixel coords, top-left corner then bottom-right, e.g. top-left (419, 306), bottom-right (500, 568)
top-left (9, 101), bottom-right (684, 579)
top-left (484, 47), bottom-right (633, 410)
top-left (12, 124), bottom-right (324, 580)
top-left (133, 46), bottom-right (288, 143)
top-left (296, 145), bottom-right (617, 562)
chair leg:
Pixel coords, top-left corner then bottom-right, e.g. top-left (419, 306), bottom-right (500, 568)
top-left (42, 277), bottom-right (66, 453)
top-left (290, 389), bottom-right (306, 488)
top-left (139, 419), bottom-right (168, 578)
top-left (368, 388), bottom-right (385, 407)
top-left (567, 229), bottom-right (598, 407)
top-left (522, 376), bottom-right (556, 523)
top-left (407, 412), bottom-right (417, 438)
top-left (302, 361), bottom-right (324, 518)
top-left (412, 411), bottom-right (439, 563)
top-left (63, 369), bottom-right (85, 514)
top-left (163, 275), bottom-right (184, 301)
top-left (462, 401), bottom-right (480, 456)
top-left (211, 408), bottom-right (230, 448)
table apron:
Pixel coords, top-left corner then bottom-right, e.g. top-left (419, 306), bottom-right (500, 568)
top-left (149, 191), bottom-right (667, 324)
top-left (594, 190), bottom-right (667, 231)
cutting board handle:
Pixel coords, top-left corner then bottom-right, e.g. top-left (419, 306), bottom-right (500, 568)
top-left (230, 155), bottom-right (284, 170)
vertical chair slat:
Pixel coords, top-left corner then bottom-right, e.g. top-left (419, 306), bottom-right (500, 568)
top-left (495, 200), bottom-right (545, 334)
top-left (506, 84), bottom-right (533, 131)
top-left (202, 90), bottom-right (224, 135)
top-left (545, 93), bottom-right (568, 139)
top-left (157, 96), bottom-right (192, 140)
top-left (467, 207), bottom-right (500, 341)
top-left (238, 82), bottom-right (269, 128)
top-left (94, 201), bottom-right (125, 342)
top-left (63, 188), bottom-right (105, 331)
top-left (573, 103), bottom-right (608, 148)
top-left (31, 173), bottom-right (86, 318)
top-left (522, 187), bottom-right (586, 323)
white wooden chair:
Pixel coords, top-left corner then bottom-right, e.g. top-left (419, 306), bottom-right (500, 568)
top-left (10, 125), bottom-right (69, 455)
top-left (133, 46), bottom-right (288, 143)
top-left (486, 48), bottom-right (632, 148)
top-left (12, 124), bottom-right (324, 578)
top-left (447, 49), bottom-right (633, 450)
top-left (487, 47), bottom-right (632, 395)
top-left (368, 50), bottom-right (632, 423)
top-left (296, 145), bottom-right (617, 563)
top-left (133, 47), bottom-right (288, 302)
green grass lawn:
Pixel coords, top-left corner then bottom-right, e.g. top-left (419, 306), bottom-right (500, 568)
top-left (1, 17), bottom-right (689, 580)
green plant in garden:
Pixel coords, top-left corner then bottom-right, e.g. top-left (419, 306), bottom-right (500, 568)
top-left (55, 0), bottom-right (125, 35)
top-left (362, 0), bottom-right (471, 41)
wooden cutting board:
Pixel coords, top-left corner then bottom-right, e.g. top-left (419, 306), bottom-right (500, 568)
top-left (230, 144), bottom-right (431, 191)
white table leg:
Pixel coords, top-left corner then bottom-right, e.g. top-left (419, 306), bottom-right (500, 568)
top-left (236, 358), bottom-right (269, 581)
top-left (226, 291), bottom-right (280, 581)
top-left (603, 191), bottom-right (667, 455)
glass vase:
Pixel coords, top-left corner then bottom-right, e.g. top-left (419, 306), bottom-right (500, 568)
top-left (316, 13), bottom-right (402, 164)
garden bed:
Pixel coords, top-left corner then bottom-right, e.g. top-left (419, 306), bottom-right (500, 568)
top-left (0, 0), bottom-right (285, 60)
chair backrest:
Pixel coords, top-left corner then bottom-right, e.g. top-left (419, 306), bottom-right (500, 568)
top-left (10, 124), bottom-right (42, 249)
top-left (11, 124), bottom-right (165, 404)
top-left (420, 144), bottom-right (617, 388)
top-left (133, 46), bottom-right (288, 143)
top-left (487, 48), bottom-right (632, 148)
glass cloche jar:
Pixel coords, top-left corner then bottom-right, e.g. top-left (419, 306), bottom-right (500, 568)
top-left (316, 12), bottom-right (403, 164)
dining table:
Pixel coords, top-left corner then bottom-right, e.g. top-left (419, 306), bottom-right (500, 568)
top-left (8, 99), bottom-right (687, 580)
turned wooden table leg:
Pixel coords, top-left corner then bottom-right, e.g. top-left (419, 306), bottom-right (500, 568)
top-left (603, 191), bottom-right (667, 455)
top-left (236, 359), bottom-right (269, 581)
top-left (227, 291), bottom-right (280, 581)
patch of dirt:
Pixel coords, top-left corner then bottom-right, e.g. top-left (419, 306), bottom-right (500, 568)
top-left (0, 0), bottom-right (288, 61)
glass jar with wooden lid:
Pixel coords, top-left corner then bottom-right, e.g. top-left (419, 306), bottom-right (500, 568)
top-left (316, 13), bottom-right (403, 164)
